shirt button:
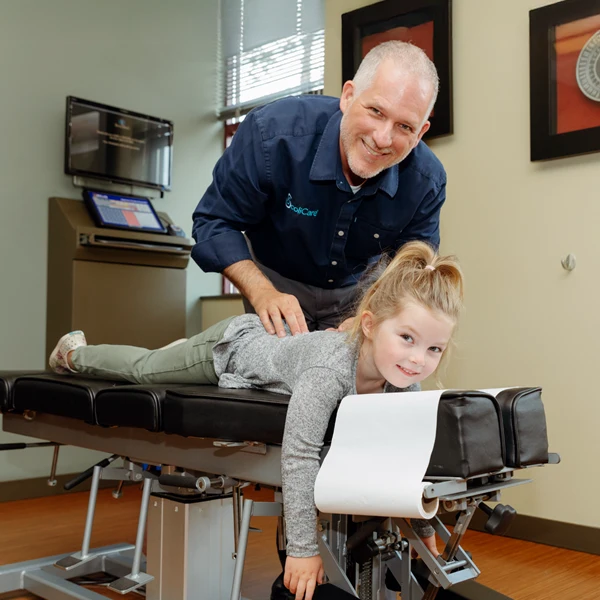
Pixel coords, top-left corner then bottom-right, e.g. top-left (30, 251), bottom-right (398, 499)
top-left (338, 231), bottom-right (344, 237)
top-left (331, 261), bottom-right (337, 266)
top-left (328, 279), bottom-right (334, 283)
top-left (374, 233), bottom-right (380, 239)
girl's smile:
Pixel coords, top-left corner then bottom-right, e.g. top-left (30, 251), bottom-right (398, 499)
top-left (356, 301), bottom-right (455, 393)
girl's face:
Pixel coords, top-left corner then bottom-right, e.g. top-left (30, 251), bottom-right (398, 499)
top-left (361, 301), bottom-right (455, 388)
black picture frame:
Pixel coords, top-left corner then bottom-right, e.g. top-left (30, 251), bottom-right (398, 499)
top-left (530, 0), bottom-right (600, 161)
top-left (341, 0), bottom-right (452, 139)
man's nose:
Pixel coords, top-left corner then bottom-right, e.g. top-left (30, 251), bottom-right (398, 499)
top-left (372, 122), bottom-right (393, 149)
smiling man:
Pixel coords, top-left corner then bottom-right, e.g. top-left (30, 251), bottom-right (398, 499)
top-left (192, 41), bottom-right (445, 336)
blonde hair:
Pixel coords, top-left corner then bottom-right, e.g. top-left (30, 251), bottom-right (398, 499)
top-left (349, 241), bottom-right (464, 346)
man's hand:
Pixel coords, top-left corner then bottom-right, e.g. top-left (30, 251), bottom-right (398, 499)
top-left (252, 288), bottom-right (309, 338)
top-left (284, 555), bottom-right (325, 600)
top-left (224, 260), bottom-right (309, 337)
top-left (325, 317), bottom-right (354, 333)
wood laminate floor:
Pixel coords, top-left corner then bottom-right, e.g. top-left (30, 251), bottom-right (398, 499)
top-left (0, 488), bottom-right (598, 599)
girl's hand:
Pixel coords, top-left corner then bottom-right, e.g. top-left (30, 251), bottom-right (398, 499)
top-left (421, 533), bottom-right (440, 556)
top-left (411, 533), bottom-right (440, 558)
top-left (284, 555), bottom-right (325, 600)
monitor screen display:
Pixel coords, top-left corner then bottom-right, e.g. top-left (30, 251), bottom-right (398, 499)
top-left (65, 97), bottom-right (173, 191)
top-left (84, 190), bottom-right (167, 234)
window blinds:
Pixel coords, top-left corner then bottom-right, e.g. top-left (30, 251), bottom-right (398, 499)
top-left (218, 0), bottom-right (324, 120)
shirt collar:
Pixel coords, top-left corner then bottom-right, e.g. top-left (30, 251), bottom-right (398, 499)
top-left (309, 110), bottom-right (399, 198)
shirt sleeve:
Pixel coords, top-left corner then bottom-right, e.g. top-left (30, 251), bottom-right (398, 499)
top-left (397, 180), bottom-right (446, 250)
top-left (190, 110), bottom-right (271, 273)
top-left (281, 367), bottom-right (346, 558)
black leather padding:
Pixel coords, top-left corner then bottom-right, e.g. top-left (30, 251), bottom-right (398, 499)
top-left (426, 390), bottom-right (505, 478)
top-left (495, 387), bottom-right (549, 467)
top-left (96, 384), bottom-right (185, 432)
top-left (0, 371), bottom-right (46, 412)
top-left (13, 374), bottom-right (122, 424)
top-left (163, 386), bottom-right (292, 444)
top-left (163, 385), bottom-right (338, 445)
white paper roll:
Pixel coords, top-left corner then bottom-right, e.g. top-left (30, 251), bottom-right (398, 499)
top-left (479, 387), bottom-right (523, 397)
top-left (314, 390), bottom-right (444, 519)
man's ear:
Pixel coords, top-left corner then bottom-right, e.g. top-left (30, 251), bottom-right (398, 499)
top-left (413, 120), bottom-right (431, 147)
top-left (339, 81), bottom-right (355, 114)
top-left (360, 311), bottom-right (376, 340)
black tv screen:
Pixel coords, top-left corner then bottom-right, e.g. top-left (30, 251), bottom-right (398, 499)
top-left (65, 96), bottom-right (173, 191)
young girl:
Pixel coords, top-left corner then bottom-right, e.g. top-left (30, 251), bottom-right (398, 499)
top-left (49, 241), bottom-right (463, 600)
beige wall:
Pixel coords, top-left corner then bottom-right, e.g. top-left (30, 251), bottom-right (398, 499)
top-left (0, 0), bottom-right (221, 482)
top-left (326, 0), bottom-right (600, 529)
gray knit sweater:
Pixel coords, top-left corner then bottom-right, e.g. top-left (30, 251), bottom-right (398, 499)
top-left (212, 314), bottom-right (433, 557)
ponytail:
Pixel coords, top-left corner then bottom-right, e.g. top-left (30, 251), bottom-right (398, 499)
top-left (348, 241), bottom-right (464, 345)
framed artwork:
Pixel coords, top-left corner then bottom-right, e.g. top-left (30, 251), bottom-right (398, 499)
top-left (530, 0), bottom-right (600, 161)
top-left (341, 0), bottom-right (452, 139)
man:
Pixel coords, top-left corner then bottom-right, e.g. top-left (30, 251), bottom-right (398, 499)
top-left (192, 41), bottom-right (445, 336)
top-left (192, 40), bottom-right (444, 599)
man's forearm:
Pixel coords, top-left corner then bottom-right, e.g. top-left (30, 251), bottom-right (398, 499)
top-left (224, 260), bottom-right (276, 306)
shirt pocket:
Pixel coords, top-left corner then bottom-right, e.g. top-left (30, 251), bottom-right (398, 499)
top-left (345, 218), bottom-right (400, 259)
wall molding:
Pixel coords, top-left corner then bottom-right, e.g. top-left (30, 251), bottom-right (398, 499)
top-left (441, 511), bottom-right (600, 556)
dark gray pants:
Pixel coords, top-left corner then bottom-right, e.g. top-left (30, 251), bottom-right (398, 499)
top-left (243, 260), bottom-right (357, 332)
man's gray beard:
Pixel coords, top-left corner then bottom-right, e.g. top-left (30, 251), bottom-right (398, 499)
top-left (340, 115), bottom-right (400, 181)
top-left (347, 150), bottom-right (387, 180)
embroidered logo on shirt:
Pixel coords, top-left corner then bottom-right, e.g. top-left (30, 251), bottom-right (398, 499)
top-left (285, 194), bottom-right (318, 217)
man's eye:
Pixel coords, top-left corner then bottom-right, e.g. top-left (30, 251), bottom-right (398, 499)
top-left (398, 123), bottom-right (412, 132)
top-left (370, 107), bottom-right (382, 116)
top-left (401, 334), bottom-right (413, 343)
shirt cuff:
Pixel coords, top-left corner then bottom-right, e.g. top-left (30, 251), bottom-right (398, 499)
top-left (191, 230), bottom-right (252, 273)
top-left (412, 518), bottom-right (435, 539)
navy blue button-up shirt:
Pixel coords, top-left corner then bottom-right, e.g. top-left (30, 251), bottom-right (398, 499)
top-left (192, 95), bottom-right (446, 289)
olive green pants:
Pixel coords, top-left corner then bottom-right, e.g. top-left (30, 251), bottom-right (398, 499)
top-left (70, 317), bottom-right (235, 385)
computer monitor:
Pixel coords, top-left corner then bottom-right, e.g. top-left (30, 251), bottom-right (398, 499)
top-left (83, 190), bottom-right (167, 234)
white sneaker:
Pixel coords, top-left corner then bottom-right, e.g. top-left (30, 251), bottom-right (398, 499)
top-left (49, 331), bottom-right (87, 374)
top-left (159, 338), bottom-right (188, 350)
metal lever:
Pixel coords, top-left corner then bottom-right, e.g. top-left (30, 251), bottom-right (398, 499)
top-left (0, 442), bottom-right (62, 487)
top-left (63, 454), bottom-right (118, 491)
top-left (48, 445), bottom-right (60, 487)
top-left (479, 502), bottom-right (517, 536)
top-left (158, 473), bottom-right (231, 492)
top-left (0, 442), bottom-right (59, 451)
top-left (112, 480), bottom-right (124, 499)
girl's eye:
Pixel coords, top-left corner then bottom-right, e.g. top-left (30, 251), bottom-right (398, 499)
top-left (401, 334), bottom-right (413, 343)
top-left (429, 346), bottom-right (443, 354)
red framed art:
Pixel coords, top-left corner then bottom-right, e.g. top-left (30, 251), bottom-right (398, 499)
top-left (530, 0), bottom-right (600, 160)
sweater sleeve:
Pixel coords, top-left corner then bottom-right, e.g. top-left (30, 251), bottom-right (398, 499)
top-left (412, 519), bottom-right (435, 538)
top-left (281, 367), bottom-right (346, 557)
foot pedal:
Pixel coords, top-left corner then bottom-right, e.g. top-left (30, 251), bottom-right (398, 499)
top-left (108, 572), bottom-right (154, 595)
top-left (54, 552), bottom-right (96, 570)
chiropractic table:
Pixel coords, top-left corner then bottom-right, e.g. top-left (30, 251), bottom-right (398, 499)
top-left (0, 372), bottom-right (558, 600)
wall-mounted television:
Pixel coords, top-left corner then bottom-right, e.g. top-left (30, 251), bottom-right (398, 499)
top-left (64, 96), bottom-right (173, 191)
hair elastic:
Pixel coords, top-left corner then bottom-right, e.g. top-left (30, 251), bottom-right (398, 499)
top-left (424, 265), bottom-right (435, 271)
